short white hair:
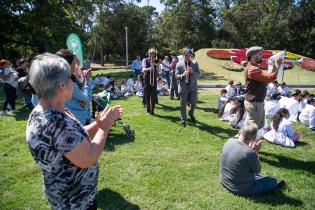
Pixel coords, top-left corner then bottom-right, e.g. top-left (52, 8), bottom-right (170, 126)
top-left (239, 121), bottom-right (258, 143)
top-left (29, 53), bottom-right (70, 100)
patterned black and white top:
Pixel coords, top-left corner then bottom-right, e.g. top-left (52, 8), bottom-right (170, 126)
top-left (26, 109), bottom-right (98, 210)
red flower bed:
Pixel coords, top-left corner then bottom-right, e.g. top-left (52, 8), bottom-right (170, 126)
top-left (207, 49), bottom-right (230, 60)
top-left (301, 58), bottom-right (315, 71)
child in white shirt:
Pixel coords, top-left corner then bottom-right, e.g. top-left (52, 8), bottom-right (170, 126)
top-left (264, 108), bottom-right (300, 147)
top-left (299, 97), bottom-right (315, 130)
top-left (218, 89), bottom-right (228, 110)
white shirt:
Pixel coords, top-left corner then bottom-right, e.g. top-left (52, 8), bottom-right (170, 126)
top-left (278, 85), bottom-right (289, 95)
top-left (266, 83), bottom-right (278, 100)
top-left (161, 60), bottom-right (170, 72)
top-left (299, 104), bottom-right (315, 127)
top-left (264, 118), bottom-right (296, 147)
top-left (218, 96), bottom-right (228, 110)
top-left (265, 100), bottom-right (280, 119)
top-left (127, 78), bottom-right (135, 90)
top-left (225, 85), bottom-right (235, 98)
top-left (279, 97), bottom-right (302, 122)
top-left (220, 102), bottom-right (232, 121)
top-left (134, 80), bottom-right (143, 92)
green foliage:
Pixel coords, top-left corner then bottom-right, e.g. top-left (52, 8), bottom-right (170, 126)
top-left (0, 0), bottom-right (85, 59)
top-left (1, 0), bottom-right (315, 61)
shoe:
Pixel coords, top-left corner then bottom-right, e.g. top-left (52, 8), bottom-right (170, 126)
top-left (277, 180), bottom-right (286, 189)
top-left (150, 111), bottom-right (155, 116)
top-left (8, 110), bottom-right (16, 115)
top-left (147, 112), bottom-right (150, 115)
top-left (188, 113), bottom-right (196, 122)
top-left (0, 110), bottom-right (8, 116)
top-left (181, 120), bottom-right (186, 127)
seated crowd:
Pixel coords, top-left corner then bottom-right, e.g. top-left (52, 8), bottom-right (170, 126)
top-left (217, 80), bottom-right (315, 148)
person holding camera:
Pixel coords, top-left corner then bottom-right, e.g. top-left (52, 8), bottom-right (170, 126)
top-left (244, 46), bottom-right (282, 129)
top-left (56, 49), bottom-right (93, 125)
top-left (26, 53), bottom-right (123, 210)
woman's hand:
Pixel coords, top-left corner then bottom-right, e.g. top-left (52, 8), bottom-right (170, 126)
top-left (96, 105), bottom-right (123, 130)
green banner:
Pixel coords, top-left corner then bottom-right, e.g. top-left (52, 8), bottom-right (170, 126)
top-left (66, 33), bottom-right (84, 66)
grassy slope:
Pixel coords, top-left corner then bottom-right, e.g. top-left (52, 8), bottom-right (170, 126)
top-left (0, 82), bottom-right (314, 209)
top-left (196, 49), bottom-right (315, 85)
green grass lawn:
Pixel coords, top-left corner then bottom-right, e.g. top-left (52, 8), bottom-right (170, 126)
top-left (1, 83), bottom-right (315, 209)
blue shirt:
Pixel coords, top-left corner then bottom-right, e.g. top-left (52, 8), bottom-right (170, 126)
top-left (132, 59), bottom-right (141, 70)
top-left (65, 81), bottom-right (92, 125)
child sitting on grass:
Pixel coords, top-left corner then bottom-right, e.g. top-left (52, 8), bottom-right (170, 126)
top-left (264, 108), bottom-right (300, 147)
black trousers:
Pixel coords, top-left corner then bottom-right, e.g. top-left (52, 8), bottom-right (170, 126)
top-left (144, 85), bottom-right (157, 114)
top-left (2, 83), bottom-right (17, 111)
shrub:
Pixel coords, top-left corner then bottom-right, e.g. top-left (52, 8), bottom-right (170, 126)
top-left (220, 62), bottom-right (244, 72)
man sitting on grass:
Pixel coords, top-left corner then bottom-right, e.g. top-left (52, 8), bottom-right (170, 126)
top-left (220, 121), bottom-right (285, 196)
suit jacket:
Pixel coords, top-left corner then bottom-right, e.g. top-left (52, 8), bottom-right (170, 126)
top-left (175, 60), bottom-right (200, 94)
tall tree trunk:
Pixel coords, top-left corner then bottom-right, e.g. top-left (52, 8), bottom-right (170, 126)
top-left (100, 43), bottom-right (104, 66)
top-left (92, 38), bottom-right (96, 62)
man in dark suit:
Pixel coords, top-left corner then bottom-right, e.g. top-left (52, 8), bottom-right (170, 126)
top-left (175, 48), bottom-right (200, 127)
top-left (142, 48), bottom-right (158, 115)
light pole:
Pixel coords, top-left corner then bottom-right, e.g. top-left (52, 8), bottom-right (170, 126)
top-left (125, 26), bottom-right (128, 68)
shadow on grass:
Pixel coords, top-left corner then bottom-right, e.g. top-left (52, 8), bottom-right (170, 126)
top-left (199, 69), bottom-right (226, 81)
top-left (260, 152), bottom-right (315, 175)
top-left (97, 188), bottom-right (140, 210)
top-left (154, 114), bottom-right (237, 138)
top-left (105, 129), bottom-right (135, 152)
top-left (195, 106), bottom-right (212, 113)
top-left (156, 103), bottom-right (181, 112)
top-left (248, 190), bottom-right (303, 207)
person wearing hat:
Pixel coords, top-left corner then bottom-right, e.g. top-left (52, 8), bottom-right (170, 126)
top-left (169, 51), bottom-right (179, 100)
top-left (142, 48), bottom-right (159, 115)
top-left (175, 48), bottom-right (200, 127)
top-left (299, 97), bottom-right (315, 130)
top-left (244, 46), bottom-right (282, 129)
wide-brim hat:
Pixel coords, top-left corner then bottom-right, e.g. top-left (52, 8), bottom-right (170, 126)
top-left (183, 48), bottom-right (193, 55)
top-left (147, 48), bottom-right (157, 54)
top-left (246, 46), bottom-right (263, 58)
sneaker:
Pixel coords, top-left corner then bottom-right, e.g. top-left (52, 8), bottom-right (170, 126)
top-left (0, 110), bottom-right (8, 116)
top-left (7, 110), bottom-right (16, 115)
top-left (277, 180), bottom-right (286, 189)
top-left (181, 120), bottom-right (186, 127)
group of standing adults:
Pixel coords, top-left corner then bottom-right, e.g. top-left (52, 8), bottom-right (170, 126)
top-left (140, 48), bottom-right (200, 127)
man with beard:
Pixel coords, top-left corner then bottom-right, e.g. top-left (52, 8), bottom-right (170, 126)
top-left (244, 46), bottom-right (282, 129)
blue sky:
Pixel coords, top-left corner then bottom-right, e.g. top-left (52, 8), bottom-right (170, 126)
top-left (135, 0), bottom-right (165, 13)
